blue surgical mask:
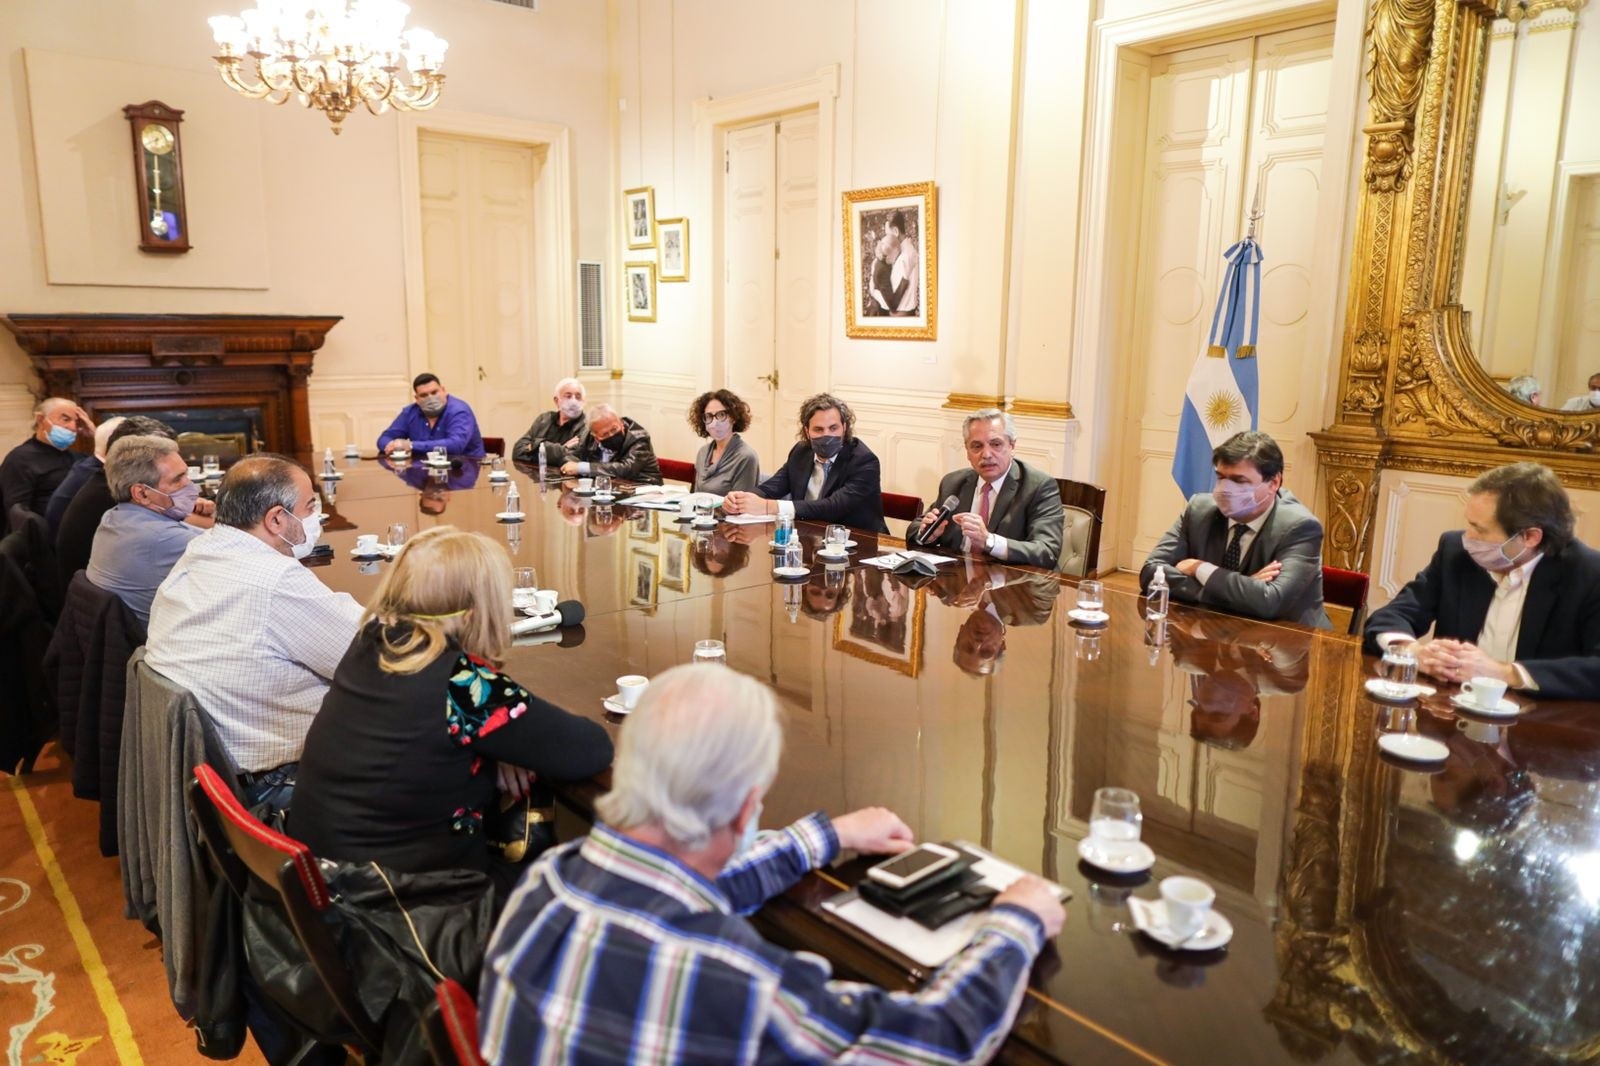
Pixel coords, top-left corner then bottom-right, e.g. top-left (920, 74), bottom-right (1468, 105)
top-left (737, 802), bottom-right (763, 855)
top-left (46, 424), bottom-right (76, 450)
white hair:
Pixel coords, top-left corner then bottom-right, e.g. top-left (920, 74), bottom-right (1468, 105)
top-left (93, 416), bottom-right (126, 460)
top-left (588, 402), bottom-right (618, 421)
top-left (963, 407), bottom-right (1016, 442)
top-left (595, 663), bottom-right (783, 850)
top-left (554, 377), bottom-right (586, 398)
top-left (106, 435), bottom-right (179, 502)
top-left (35, 397), bottom-right (73, 420)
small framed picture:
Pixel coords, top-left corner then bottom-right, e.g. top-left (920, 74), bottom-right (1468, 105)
top-left (624, 186), bottom-right (656, 249)
top-left (625, 262), bottom-right (657, 323)
top-left (832, 570), bottom-right (926, 677)
top-left (630, 550), bottom-right (659, 607)
top-left (660, 531), bottom-right (690, 592)
top-left (658, 217), bottom-right (689, 282)
top-left (843, 181), bottom-right (937, 340)
top-left (629, 509), bottom-right (658, 541)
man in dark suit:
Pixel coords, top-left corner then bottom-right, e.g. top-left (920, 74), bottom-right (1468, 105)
top-left (1364, 461), bottom-right (1600, 700)
top-left (723, 393), bottom-right (888, 533)
top-left (1168, 612), bottom-right (1312, 750)
top-left (512, 377), bottom-right (588, 465)
top-left (1140, 430), bottom-right (1330, 629)
top-left (915, 409), bottom-right (1064, 569)
top-left (559, 404), bottom-right (662, 485)
top-left (932, 563), bottom-right (1060, 677)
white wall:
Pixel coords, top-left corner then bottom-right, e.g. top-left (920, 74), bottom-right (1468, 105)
top-left (0, 0), bottom-right (611, 446)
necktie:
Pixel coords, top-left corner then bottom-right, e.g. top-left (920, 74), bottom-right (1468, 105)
top-left (968, 483), bottom-right (993, 553)
top-left (806, 460), bottom-right (829, 501)
top-left (1222, 523), bottom-right (1248, 571)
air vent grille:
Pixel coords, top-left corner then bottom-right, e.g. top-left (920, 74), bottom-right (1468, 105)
top-left (578, 260), bottom-right (605, 370)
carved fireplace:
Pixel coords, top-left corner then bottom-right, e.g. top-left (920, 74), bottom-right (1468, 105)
top-left (2, 313), bottom-right (341, 460)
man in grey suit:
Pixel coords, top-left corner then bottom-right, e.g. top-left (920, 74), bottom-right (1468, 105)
top-left (915, 409), bottom-right (1065, 570)
top-left (1139, 430), bottom-right (1330, 629)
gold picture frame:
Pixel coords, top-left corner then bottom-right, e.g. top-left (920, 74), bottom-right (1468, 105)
top-left (628, 509), bottom-right (658, 542)
top-left (624, 262), bottom-right (657, 323)
top-left (831, 575), bottom-right (926, 678)
top-left (629, 549), bottom-right (658, 607)
top-left (624, 186), bottom-right (656, 249)
top-left (660, 530), bottom-right (690, 592)
top-left (842, 181), bottom-right (937, 340)
top-left (658, 217), bottom-right (689, 282)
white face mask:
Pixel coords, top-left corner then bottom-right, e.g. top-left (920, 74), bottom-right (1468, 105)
top-left (1590, 389), bottom-right (1600, 407)
top-left (278, 508), bottom-right (323, 560)
top-left (736, 801), bottom-right (763, 855)
top-left (559, 398), bottom-right (584, 420)
top-left (706, 418), bottom-right (733, 442)
top-left (1213, 479), bottom-right (1270, 520)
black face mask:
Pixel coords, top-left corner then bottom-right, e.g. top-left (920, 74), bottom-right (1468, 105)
top-left (598, 433), bottom-right (624, 450)
top-left (811, 434), bottom-right (844, 461)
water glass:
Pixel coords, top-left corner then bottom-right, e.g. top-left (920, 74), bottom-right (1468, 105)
top-left (1089, 787), bottom-right (1142, 846)
top-left (1074, 630), bottom-right (1102, 662)
top-left (514, 567), bottom-right (539, 609)
top-left (386, 522), bottom-right (409, 550)
top-left (202, 453), bottom-right (220, 478)
top-left (692, 639), bottom-right (726, 664)
top-left (1379, 645), bottom-right (1419, 697)
top-left (491, 456), bottom-right (506, 478)
top-left (595, 474), bottom-right (613, 498)
top-left (1077, 579), bottom-right (1105, 613)
top-left (429, 446), bottom-right (446, 465)
top-left (826, 524), bottom-right (849, 550)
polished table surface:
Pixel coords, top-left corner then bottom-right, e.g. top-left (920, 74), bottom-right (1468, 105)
top-left (304, 459), bottom-right (1600, 1065)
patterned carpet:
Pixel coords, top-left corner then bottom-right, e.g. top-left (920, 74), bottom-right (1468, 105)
top-left (1, 744), bottom-right (267, 1066)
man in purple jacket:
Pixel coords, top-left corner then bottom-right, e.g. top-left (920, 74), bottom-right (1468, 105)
top-left (377, 373), bottom-right (486, 459)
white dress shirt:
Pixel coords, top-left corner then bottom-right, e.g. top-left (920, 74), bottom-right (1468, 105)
top-left (145, 523), bottom-right (364, 772)
top-left (776, 458), bottom-right (834, 518)
top-left (1195, 503), bottom-right (1275, 585)
top-left (1376, 554), bottom-right (1542, 690)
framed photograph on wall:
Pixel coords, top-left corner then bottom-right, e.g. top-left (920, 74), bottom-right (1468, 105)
top-left (629, 550), bottom-right (659, 607)
top-left (842, 181), bottom-right (937, 340)
top-left (628, 509), bottom-right (658, 541)
top-left (660, 531), bottom-right (690, 591)
top-left (624, 262), bottom-right (657, 322)
top-left (658, 217), bottom-right (689, 282)
top-left (624, 186), bottom-right (656, 249)
top-left (832, 569), bottom-right (926, 678)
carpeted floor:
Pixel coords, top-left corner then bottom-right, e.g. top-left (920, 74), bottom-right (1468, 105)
top-left (1, 743), bottom-right (267, 1066)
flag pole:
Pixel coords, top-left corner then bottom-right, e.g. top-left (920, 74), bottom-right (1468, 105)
top-left (1246, 184), bottom-right (1264, 240)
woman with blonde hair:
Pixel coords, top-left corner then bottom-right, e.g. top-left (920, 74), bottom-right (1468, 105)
top-left (291, 526), bottom-right (612, 884)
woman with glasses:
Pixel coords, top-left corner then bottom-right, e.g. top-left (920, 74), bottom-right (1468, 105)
top-left (687, 389), bottom-right (760, 494)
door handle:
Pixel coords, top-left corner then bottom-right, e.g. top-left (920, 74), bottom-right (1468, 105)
top-left (477, 365), bottom-right (487, 382)
top-left (757, 370), bottom-right (779, 390)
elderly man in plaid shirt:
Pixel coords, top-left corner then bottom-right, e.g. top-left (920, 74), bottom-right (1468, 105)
top-left (479, 663), bottom-right (1065, 1064)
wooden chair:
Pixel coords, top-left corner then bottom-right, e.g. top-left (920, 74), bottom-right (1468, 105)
top-left (188, 764), bottom-right (386, 1058)
top-left (659, 457), bottom-right (696, 484)
top-left (422, 979), bottom-right (486, 1066)
top-left (481, 436), bottom-right (506, 458)
top-left (1053, 479), bottom-right (1106, 578)
top-left (1322, 566), bottom-right (1371, 637)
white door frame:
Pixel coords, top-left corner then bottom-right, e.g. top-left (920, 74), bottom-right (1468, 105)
top-left (1069, 0), bottom-right (1365, 526)
top-left (397, 110), bottom-right (576, 398)
top-left (691, 65), bottom-right (840, 417)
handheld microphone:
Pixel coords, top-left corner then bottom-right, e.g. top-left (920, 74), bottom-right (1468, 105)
top-left (511, 599), bottom-right (586, 637)
top-left (513, 623), bottom-right (587, 649)
top-left (910, 494), bottom-right (962, 546)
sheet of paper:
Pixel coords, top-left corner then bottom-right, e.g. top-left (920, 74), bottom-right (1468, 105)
top-left (722, 514), bottom-right (777, 525)
top-left (861, 550), bottom-right (958, 570)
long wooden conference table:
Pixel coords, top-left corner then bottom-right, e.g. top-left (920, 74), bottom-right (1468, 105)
top-left (301, 456), bottom-right (1600, 1065)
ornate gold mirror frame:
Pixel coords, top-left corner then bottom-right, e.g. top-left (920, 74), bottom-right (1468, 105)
top-left (1312, 0), bottom-right (1598, 571)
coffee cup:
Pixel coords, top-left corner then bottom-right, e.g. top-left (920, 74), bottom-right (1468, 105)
top-left (187, 466), bottom-right (203, 480)
top-left (355, 533), bottom-right (380, 555)
top-left (1458, 718), bottom-right (1502, 744)
top-left (577, 477), bottom-right (594, 493)
top-left (534, 589), bottom-right (558, 614)
top-left (679, 498), bottom-right (695, 518)
top-left (1159, 876), bottom-right (1214, 939)
top-left (1459, 676), bottom-right (1508, 710)
top-left (344, 443), bottom-right (360, 458)
top-left (616, 674), bottom-right (649, 710)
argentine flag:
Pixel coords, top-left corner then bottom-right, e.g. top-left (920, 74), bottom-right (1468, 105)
top-left (1171, 236), bottom-right (1263, 499)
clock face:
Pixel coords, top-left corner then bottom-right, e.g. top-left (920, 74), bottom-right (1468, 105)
top-left (140, 123), bottom-right (175, 156)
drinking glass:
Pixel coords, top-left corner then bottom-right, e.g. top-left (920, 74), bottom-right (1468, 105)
top-left (491, 456), bottom-right (506, 477)
top-left (1379, 645), bottom-right (1419, 697)
top-left (514, 567), bottom-right (539, 609)
top-left (202, 453), bottom-right (220, 478)
top-left (1077, 579), bottom-right (1105, 613)
top-left (692, 639), bottom-right (726, 664)
top-left (386, 522), bottom-right (409, 550)
top-left (595, 474), bottom-right (613, 498)
top-left (826, 524), bottom-right (849, 550)
top-left (1089, 787), bottom-right (1142, 846)
top-left (1075, 630), bottom-right (1102, 662)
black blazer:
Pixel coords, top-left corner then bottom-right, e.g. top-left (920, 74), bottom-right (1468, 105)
top-left (1364, 533), bottom-right (1600, 700)
top-left (756, 438), bottom-right (888, 534)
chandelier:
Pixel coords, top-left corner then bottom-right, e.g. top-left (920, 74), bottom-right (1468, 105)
top-left (208, 1), bottom-right (447, 135)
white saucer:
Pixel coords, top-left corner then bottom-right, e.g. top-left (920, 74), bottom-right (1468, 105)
top-left (496, 511), bottom-right (526, 522)
top-left (489, 472), bottom-right (509, 481)
top-left (319, 470), bottom-right (344, 480)
top-left (773, 565), bottom-right (810, 579)
top-left (602, 695), bottom-right (630, 715)
top-left (1377, 732), bottom-right (1449, 763)
top-left (816, 549), bottom-right (850, 562)
top-left (1449, 693), bottom-right (1521, 718)
top-left (349, 550), bottom-right (384, 561)
top-left (390, 452), bottom-right (411, 460)
top-left (769, 539), bottom-right (796, 549)
top-left (1365, 678), bottom-right (1437, 701)
top-left (1077, 837), bottom-right (1155, 875)
top-left (593, 494), bottom-right (616, 503)
top-left (1068, 608), bottom-right (1110, 625)
top-left (1127, 897), bottom-right (1233, 951)
top-left (692, 518), bottom-right (719, 529)
top-left (573, 489), bottom-right (596, 497)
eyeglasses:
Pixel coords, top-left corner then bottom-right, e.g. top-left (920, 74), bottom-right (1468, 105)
top-left (703, 411), bottom-right (731, 424)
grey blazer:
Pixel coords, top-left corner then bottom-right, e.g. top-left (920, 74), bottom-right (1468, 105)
top-left (1139, 488), bottom-right (1331, 630)
top-left (693, 434), bottom-right (761, 495)
top-left (927, 460), bottom-right (1065, 571)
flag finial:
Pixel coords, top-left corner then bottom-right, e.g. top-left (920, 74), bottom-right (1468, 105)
top-left (1246, 184), bottom-right (1264, 240)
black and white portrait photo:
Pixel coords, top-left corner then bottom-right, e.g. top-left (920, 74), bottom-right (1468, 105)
top-left (624, 261), bottom-right (657, 322)
top-left (843, 182), bottom-right (937, 340)
top-left (624, 186), bottom-right (655, 249)
top-left (659, 217), bottom-right (689, 282)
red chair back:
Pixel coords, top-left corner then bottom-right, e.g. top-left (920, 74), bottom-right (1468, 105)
top-left (481, 436), bottom-right (506, 458)
top-left (659, 457), bottom-right (696, 484)
top-left (423, 979), bottom-right (486, 1065)
top-left (1321, 565), bottom-right (1370, 636)
top-left (881, 492), bottom-right (924, 523)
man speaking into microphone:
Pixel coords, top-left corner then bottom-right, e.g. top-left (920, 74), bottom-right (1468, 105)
top-left (915, 409), bottom-right (1065, 569)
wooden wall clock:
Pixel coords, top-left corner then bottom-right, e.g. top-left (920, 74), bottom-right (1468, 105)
top-left (123, 100), bottom-right (191, 253)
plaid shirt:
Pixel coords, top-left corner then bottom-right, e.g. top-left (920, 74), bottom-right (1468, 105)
top-left (479, 814), bottom-right (1044, 1065)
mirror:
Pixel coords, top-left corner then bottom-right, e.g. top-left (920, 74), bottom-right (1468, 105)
top-left (1458, 2), bottom-right (1598, 413)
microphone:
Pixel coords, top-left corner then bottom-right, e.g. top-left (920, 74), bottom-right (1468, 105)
top-left (910, 494), bottom-right (962, 546)
top-left (514, 623), bottom-right (587, 649)
top-left (511, 599), bottom-right (586, 637)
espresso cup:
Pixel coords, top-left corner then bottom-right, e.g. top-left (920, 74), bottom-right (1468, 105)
top-left (344, 443), bottom-right (360, 457)
top-left (679, 498), bottom-right (695, 518)
top-left (1159, 876), bottom-right (1214, 939)
top-left (534, 589), bottom-right (558, 614)
top-left (355, 533), bottom-right (380, 555)
top-left (616, 674), bottom-right (649, 710)
top-left (1460, 676), bottom-right (1508, 710)
top-left (577, 477), bottom-right (594, 493)
top-left (187, 466), bottom-right (203, 480)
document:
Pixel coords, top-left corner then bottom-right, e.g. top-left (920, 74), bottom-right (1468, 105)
top-left (721, 513), bottom-right (777, 525)
top-left (860, 550), bottom-right (957, 570)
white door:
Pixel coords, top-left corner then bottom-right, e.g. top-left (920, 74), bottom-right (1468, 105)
top-left (418, 131), bottom-right (542, 445)
top-left (1555, 175), bottom-right (1600, 403)
top-left (1116, 25), bottom-right (1335, 569)
top-left (722, 113), bottom-right (820, 471)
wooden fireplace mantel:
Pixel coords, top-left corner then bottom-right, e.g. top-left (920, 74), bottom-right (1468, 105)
top-left (2, 313), bottom-right (341, 457)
